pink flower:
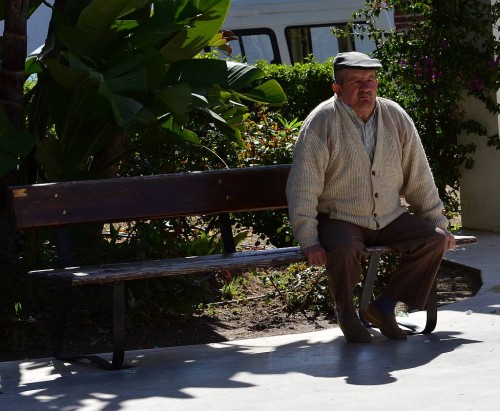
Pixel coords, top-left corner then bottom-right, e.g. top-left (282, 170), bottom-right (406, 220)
top-left (468, 78), bottom-right (485, 93)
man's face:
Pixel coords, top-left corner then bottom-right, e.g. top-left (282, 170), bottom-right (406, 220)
top-left (333, 69), bottom-right (379, 121)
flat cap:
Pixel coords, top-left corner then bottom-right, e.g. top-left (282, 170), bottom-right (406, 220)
top-left (333, 51), bottom-right (382, 71)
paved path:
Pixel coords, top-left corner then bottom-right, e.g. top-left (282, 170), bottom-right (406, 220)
top-left (1, 230), bottom-right (499, 411)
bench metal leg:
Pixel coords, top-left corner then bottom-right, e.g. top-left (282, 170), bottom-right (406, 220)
top-left (54, 283), bottom-right (126, 370)
top-left (359, 253), bottom-right (380, 317)
top-left (359, 253), bottom-right (438, 334)
top-left (112, 283), bottom-right (125, 368)
top-left (51, 284), bottom-right (72, 359)
top-left (82, 283), bottom-right (126, 370)
top-left (423, 280), bottom-right (438, 333)
top-left (397, 280), bottom-right (437, 334)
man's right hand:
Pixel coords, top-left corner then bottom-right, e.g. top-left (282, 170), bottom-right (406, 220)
top-left (303, 244), bottom-right (327, 266)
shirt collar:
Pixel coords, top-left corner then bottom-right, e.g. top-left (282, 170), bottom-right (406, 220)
top-left (338, 98), bottom-right (378, 125)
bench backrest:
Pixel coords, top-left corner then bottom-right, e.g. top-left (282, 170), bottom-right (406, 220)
top-left (7, 164), bottom-right (292, 231)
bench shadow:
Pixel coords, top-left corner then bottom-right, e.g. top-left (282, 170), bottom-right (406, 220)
top-left (1, 330), bottom-right (480, 410)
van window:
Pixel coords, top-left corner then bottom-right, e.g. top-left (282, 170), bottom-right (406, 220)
top-left (309, 26), bottom-right (342, 63)
top-left (230, 29), bottom-right (281, 65)
top-left (286, 24), bottom-right (370, 64)
top-left (354, 32), bottom-right (378, 55)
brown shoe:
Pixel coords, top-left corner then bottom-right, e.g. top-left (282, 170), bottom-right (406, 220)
top-left (338, 315), bottom-right (372, 343)
top-left (362, 303), bottom-right (408, 340)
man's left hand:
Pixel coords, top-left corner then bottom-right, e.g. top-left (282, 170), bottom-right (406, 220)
top-left (445, 232), bottom-right (456, 251)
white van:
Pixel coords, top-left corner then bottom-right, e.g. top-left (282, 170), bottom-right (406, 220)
top-left (222, 0), bottom-right (394, 65)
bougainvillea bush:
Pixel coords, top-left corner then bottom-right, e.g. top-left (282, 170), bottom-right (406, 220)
top-left (337, 0), bottom-right (500, 215)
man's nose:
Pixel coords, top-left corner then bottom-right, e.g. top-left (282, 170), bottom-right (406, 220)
top-left (360, 81), bottom-right (373, 90)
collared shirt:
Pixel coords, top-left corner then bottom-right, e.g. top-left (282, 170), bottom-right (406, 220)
top-left (338, 99), bottom-right (378, 161)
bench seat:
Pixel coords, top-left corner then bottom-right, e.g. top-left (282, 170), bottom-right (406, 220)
top-left (28, 236), bottom-right (477, 286)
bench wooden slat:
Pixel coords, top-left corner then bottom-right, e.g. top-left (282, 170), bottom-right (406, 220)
top-left (27, 236), bottom-right (477, 286)
top-left (29, 247), bottom-right (306, 285)
top-left (8, 165), bottom-right (291, 230)
top-left (366, 235), bottom-right (477, 253)
top-left (447, 235), bottom-right (478, 246)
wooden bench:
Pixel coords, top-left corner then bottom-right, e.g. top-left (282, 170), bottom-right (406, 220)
top-left (7, 164), bottom-right (477, 370)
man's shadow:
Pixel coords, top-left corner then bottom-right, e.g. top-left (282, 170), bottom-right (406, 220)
top-left (197, 330), bottom-right (479, 386)
top-left (1, 330), bottom-right (480, 411)
top-left (301, 331), bottom-right (478, 385)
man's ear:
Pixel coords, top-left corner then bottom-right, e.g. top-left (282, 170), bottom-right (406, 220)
top-left (332, 83), bottom-right (340, 94)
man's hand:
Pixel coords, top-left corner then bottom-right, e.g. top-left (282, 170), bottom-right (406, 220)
top-left (303, 244), bottom-right (327, 266)
top-left (445, 232), bottom-right (456, 251)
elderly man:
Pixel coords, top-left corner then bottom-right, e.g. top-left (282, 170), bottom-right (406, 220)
top-left (286, 51), bottom-right (455, 343)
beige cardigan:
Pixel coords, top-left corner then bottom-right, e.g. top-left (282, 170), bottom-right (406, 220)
top-left (286, 95), bottom-right (449, 250)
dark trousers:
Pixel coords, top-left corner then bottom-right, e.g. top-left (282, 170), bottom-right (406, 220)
top-left (317, 213), bottom-right (447, 317)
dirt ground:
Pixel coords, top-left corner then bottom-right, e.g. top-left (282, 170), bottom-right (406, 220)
top-left (0, 259), bottom-right (482, 362)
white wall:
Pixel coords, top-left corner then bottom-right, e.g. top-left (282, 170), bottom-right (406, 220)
top-left (459, 93), bottom-right (500, 231)
top-left (459, 0), bottom-right (500, 231)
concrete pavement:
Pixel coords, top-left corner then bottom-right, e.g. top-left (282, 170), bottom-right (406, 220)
top-left (0, 230), bottom-right (499, 411)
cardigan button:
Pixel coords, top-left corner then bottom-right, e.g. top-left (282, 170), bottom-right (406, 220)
top-left (372, 170), bottom-right (376, 175)
top-left (374, 193), bottom-right (379, 198)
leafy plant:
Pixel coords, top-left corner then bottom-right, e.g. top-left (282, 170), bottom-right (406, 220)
top-left (1, 0), bottom-right (287, 183)
top-left (261, 263), bottom-right (334, 314)
top-left (219, 275), bottom-right (247, 301)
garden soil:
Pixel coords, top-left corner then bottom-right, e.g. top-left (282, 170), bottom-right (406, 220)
top-left (0, 260), bottom-right (482, 362)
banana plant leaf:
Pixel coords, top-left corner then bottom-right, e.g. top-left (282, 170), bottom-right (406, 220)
top-left (18, 0), bottom-right (286, 182)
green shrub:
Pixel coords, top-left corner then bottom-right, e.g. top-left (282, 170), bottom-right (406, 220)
top-left (257, 59), bottom-right (334, 121)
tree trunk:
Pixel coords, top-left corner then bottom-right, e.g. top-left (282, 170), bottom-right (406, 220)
top-left (0, 0), bottom-right (29, 208)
